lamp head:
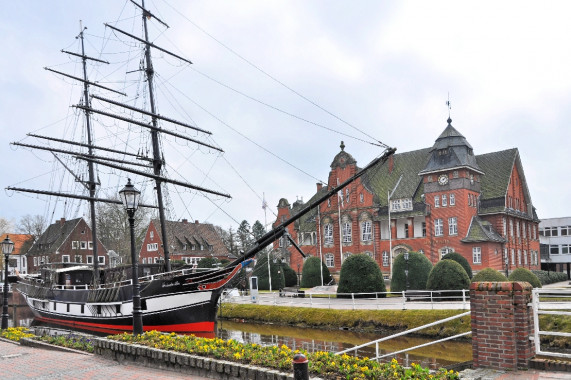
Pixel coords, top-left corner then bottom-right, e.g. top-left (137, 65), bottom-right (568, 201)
top-left (119, 178), bottom-right (141, 212)
top-left (2, 236), bottom-right (14, 257)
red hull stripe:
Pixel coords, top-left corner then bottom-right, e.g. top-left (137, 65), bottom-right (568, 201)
top-left (204, 264), bottom-right (243, 290)
top-left (36, 315), bottom-right (215, 334)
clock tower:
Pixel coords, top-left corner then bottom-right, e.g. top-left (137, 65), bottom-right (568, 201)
top-left (418, 117), bottom-right (485, 260)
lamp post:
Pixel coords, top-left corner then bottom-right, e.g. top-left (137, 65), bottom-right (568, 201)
top-left (403, 252), bottom-right (410, 292)
top-left (2, 236), bottom-right (15, 330)
top-left (119, 179), bottom-right (143, 335)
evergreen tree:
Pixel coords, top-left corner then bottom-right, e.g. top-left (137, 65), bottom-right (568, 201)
top-left (197, 256), bottom-right (219, 269)
top-left (237, 220), bottom-right (253, 252)
top-left (300, 256), bottom-right (333, 288)
top-left (337, 254), bottom-right (386, 297)
top-left (390, 252), bottom-right (433, 292)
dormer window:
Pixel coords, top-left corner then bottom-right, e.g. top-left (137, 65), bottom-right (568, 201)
top-left (390, 198), bottom-right (413, 212)
top-left (438, 148), bottom-right (448, 156)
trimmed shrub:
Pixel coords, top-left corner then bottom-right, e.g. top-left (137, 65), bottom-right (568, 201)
top-left (442, 252), bottom-right (473, 279)
top-left (508, 267), bottom-right (542, 288)
top-left (300, 256), bottom-right (334, 288)
top-left (197, 257), bottom-right (219, 269)
top-left (283, 264), bottom-right (298, 287)
top-left (337, 254), bottom-right (386, 297)
top-left (426, 260), bottom-right (470, 291)
top-left (252, 252), bottom-right (285, 290)
top-left (532, 270), bottom-right (568, 285)
top-left (390, 251), bottom-right (433, 292)
top-left (471, 267), bottom-right (508, 282)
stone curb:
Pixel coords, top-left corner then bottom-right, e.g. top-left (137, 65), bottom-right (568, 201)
top-left (92, 338), bottom-right (305, 380)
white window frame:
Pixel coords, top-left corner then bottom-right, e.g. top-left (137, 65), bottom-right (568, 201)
top-left (87, 256), bottom-right (93, 264)
top-left (382, 251), bottom-right (389, 267)
top-left (361, 221), bottom-right (372, 241)
top-left (324, 223), bottom-right (333, 245)
top-left (325, 254), bottom-right (334, 267)
top-left (75, 255), bottom-right (83, 263)
top-left (98, 256), bottom-right (105, 265)
top-left (434, 219), bottom-right (443, 237)
top-left (448, 217), bottom-right (458, 235)
top-left (450, 193), bottom-right (455, 206)
top-left (80, 241), bottom-right (87, 250)
top-left (88, 241), bottom-right (93, 250)
top-left (72, 241), bottom-right (79, 249)
top-left (442, 194), bottom-right (447, 207)
top-left (342, 222), bottom-right (352, 243)
top-left (473, 247), bottom-right (482, 264)
top-left (62, 255), bottom-right (70, 263)
top-left (434, 196), bottom-right (440, 208)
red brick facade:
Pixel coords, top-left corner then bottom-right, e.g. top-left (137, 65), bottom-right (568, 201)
top-left (470, 282), bottom-right (535, 370)
top-left (273, 119), bottom-right (540, 278)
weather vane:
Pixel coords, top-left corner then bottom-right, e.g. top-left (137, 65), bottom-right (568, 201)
top-left (446, 93), bottom-right (452, 118)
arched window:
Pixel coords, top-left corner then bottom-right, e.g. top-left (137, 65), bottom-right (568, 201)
top-left (342, 221), bottom-right (352, 243)
top-left (361, 220), bottom-right (372, 241)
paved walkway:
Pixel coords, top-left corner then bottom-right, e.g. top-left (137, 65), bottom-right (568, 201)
top-left (0, 339), bottom-right (209, 380)
top-left (460, 367), bottom-right (571, 379)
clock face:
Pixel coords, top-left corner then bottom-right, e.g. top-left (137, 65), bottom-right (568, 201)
top-left (438, 174), bottom-right (448, 185)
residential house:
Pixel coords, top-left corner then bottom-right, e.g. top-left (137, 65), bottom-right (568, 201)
top-left (26, 217), bottom-right (108, 273)
top-left (139, 219), bottom-right (231, 268)
top-left (0, 233), bottom-right (33, 279)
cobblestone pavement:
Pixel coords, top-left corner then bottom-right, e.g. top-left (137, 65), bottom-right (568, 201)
top-left (460, 367), bottom-right (571, 379)
top-left (0, 339), bottom-right (209, 380)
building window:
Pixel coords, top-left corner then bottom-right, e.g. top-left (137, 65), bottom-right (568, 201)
top-left (75, 255), bottom-right (83, 263)
top-left (342, 222), bottom-right (352, 243)
top-left (87, 256), bottom-right (93, 264)
top-left (562, 244), bottom-right (571, 254)
top-left (516, 221), bottom-right (520, 238)
top-left (88, 241), bottom-right (93, 250)
top-left (440, 247), bottom-right (454, 258)
top-left (434, 219), bottom-right (443, 237)
top-left (62, 255), bottom-right (70, 263)
top-left (98, 256), bottom-right (105, 264)
top-left (404, 223), bottom-right (409, 238)
top-left (327, 199), bottom-right (331, 207)
top-left (450, 194), bottom-right (455, 206)
top-left (382, 251), bottom-right (389, 267)
top-left (561, 226), bottom-right (571, 236)
top-left (324, 224), bottom-right (333, 245)
top-left (442, 195), bottom-right (447, 207)
top-left (427, 175), bottom-right (433, 182)
top-left (147, 243), bottom-right (158, 251)
top-left (448, 217), bottom-right (458, 235)
top-left (524, 250), bottom-right (528, 265)
top-left (453, 170), bottom-right (459, 178)
top-left (361, 221), bottom-right (372, 241)
top-left (550, 245), bottom-right (560, 255)
top-left (80, 241), bottom-right (87, 250)
top-left (72, 241), bottom-right (79, 249)
top-left (518, 250), bottom-right (522, 265)
top-left (511, 249), bottom-right (515, 265)
top-left (360, 193), bottom-right (364, 203)
top-left (142, 258), bottom-right (146, 264)
top-left (543, 227), bottom-right (559, 237)
top-left (325, 254), bottom-right (334, 267)
top-left (391, 199), bottom-right (401, 211)
top-left (473, 247), bottom-right (482, 264)
top-left (343, 252), bottom-right (352, 261)
top-left (509, 219), bottom-right (514, 238)
top-left (434, 196), bottom-right (440, 208)
top-left (422, 222), bottom-right (426, 237)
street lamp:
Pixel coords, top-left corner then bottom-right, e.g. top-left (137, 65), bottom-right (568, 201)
top-left (403, 252), bottom-right (410, 292)
top-left (119, 179), bottom-right (143, 335)
top-left (2, 236), bottom-right (15, 330)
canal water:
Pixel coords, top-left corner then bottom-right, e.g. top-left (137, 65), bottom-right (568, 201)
top-left (7, 306), bottom-right (471, 368)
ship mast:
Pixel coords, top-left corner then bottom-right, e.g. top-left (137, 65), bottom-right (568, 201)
top-left (78, 22), bottom-right (100, 278)
top-left (141, 0), bottom-right (172, 272)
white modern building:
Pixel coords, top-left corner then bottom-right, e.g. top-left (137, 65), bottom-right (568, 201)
top-left (539, 217), bottom-right (571, 279)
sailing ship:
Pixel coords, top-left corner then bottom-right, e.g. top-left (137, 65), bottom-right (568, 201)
top-left (8, 1), bottom-right (395, 335)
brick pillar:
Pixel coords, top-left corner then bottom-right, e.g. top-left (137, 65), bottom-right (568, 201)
top-left (470, 282), bottom-right (535, 370)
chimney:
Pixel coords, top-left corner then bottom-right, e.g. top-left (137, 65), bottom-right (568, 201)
top-left (60, 218), bottom-right (66, 226)
top-left (388, 155), bottom-right (394, 174)
top-left (316, 182), bottom-right (323, 192)
top-left (182, 219), bottom-right (188, 224)
top-left (195, 220), bottom-right (199, 224)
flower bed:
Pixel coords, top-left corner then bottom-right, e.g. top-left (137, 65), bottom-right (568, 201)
top-left (107, 330), bottom-right (459, 379)
top-left (1, 327), bottom-right (35, 342)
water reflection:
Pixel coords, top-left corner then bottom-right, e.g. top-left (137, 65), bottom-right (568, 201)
top-left (7, 304), bottom-right (471, 368)
top-left (217, 320), bottom-right (472, 369)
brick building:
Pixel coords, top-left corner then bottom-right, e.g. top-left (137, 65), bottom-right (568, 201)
top-left (272, 118), bottom-right (541, 279)
top-left (139, 219), bottom-right (232, 267)
top-left (26, 217), bottom-right (108, 273)
top-left (0, 233), bottom-right (33, 278)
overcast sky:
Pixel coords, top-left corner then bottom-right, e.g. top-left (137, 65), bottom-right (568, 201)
top-left (1, 0), bottom-right (571, 232)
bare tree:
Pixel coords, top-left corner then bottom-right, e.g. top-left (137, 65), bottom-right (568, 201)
top-left (17, 214), bottom-right (47, 241)
top-left (95, 199), bottom-right (151, 264)
top-left (0, 217), bottom-right (14, 235)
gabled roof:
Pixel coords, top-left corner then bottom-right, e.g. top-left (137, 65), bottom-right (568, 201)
top-left (150, 219), bottom-right (229, 256)
top-left (27, 217), bottom-right (82, 255)
top-left (0, 233), bottom-right (33, 256)
top-left (461, 216), bottom-right (506, 243)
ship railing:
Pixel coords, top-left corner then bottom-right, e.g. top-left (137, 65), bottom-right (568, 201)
top-left (335, 311), bottom-right (471, 361)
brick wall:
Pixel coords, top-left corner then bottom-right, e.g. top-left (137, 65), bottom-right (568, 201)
top-left (470, 281), bottom-right (535, 370)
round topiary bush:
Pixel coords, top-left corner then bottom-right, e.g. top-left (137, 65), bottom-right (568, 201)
top-left (300, 256), bottom-right (333, 288)
top-left (442, 252), bottom-right (473, 279)
top-left (337, 254), bottom-right (386, 297)
top-left (471, 267), bottom-right (508, 282)
top-left (252, 252), bottom-right (285, 290)
top-left (283, 264), bottom-right (298, 287)
top-left (508, 267), bottom-right (542, 288)
top-left (197, 256), bottom-right (219, 269)
top-left (390, 251), bottom-right (433, 292)
top-left (426, 260), bottom-right (470, 291)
